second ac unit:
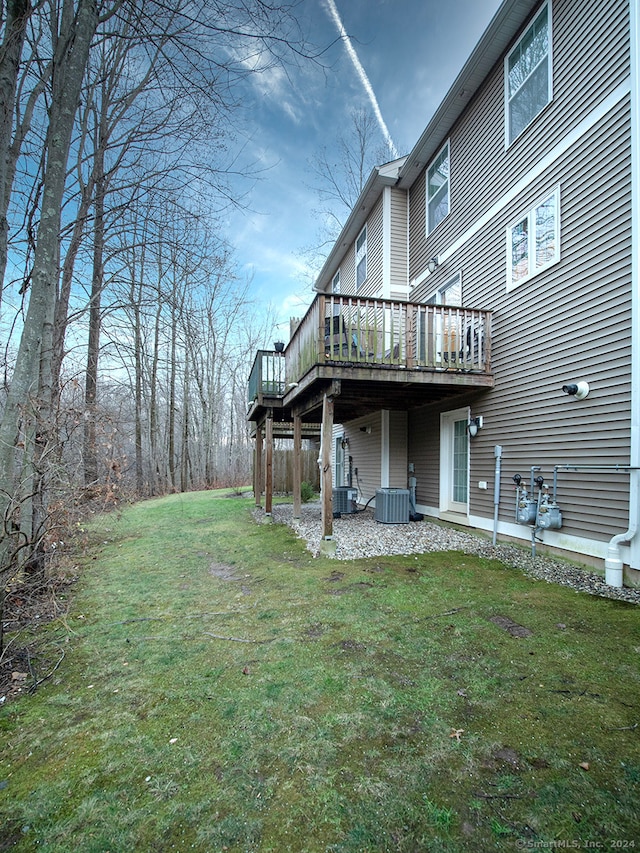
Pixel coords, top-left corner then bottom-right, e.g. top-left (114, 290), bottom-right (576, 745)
top-left (333, 487), bottom-right (358, 514)
top-left (375, 488), bottom-right (410, 524)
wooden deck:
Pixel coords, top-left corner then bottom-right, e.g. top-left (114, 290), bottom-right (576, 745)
top-left (248, 294), bottom-right (493, 424)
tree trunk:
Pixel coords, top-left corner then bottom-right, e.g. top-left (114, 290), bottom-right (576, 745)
top-left (84, 155), bottom-right (106, 487)
top-left (0, 0), bottom-right (99, 646)
top-left (168, 296), bottom-right (177, 491)
top-left (0, 0), bottom-right (31, 316)
top-left (149, 294), bottom-right (161, 494)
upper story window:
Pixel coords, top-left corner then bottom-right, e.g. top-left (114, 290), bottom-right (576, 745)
top-left (332, 269), bottom-right (340, 293)
top-left (427, 141), bottom-right (450, 234)
top-left (356, 225), bottom-right (367, 288)
top-left (507, 187), bottom-right (559, 290)
top-left (506, 1), bottom-right (552, 145)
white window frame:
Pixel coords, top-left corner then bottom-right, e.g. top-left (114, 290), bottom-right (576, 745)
top-left (505, 0), bottom-right (552, 147)
top-left (355, 225), bottom-right (367, 289)
top-left (506, 186), bottom-right (560, 291)
top-left (426, 140), bottom-right (450, 235)
top-left (332, 269), bottom-right (340, 293)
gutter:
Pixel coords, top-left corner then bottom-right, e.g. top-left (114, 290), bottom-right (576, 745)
top-left (605, 0), bottom-right (640, 587)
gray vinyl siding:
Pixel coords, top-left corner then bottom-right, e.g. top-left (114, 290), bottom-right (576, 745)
top-left (406, 0), bottom-right (631, 545)
top-left (388, 411), bottom-right (408, 487)
top-left (390, 188), bottom-right (409, 299)
top-left (339, 244), bottom-right (356, 295)
top-left (408, 405), bottom-right (441, 509)
top-left (441, 100), bottom-right (630, 542)
top-left (409, 0), bottom-right (630, 285)
top-left (344, 414), bottom-right (382, 504)
top-left (357, 195), bottom-right (384, 298)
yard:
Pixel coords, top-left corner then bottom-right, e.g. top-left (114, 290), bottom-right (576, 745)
top-left (0, 490), bottom-right (638, 851)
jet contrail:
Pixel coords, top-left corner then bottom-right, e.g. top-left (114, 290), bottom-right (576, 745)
top-left (324, 0), bottom-right (399, 160)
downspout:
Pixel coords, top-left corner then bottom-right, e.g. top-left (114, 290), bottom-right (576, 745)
top-left (605, 0), bottom-right (640, 586)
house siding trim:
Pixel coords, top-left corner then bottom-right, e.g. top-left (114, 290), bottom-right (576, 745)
top-left (410, 78), bottom-right (631, 289)
top-left (627, 0), bottom-right (640, 572)
top-left (381, 409), bottom-right (390, 487)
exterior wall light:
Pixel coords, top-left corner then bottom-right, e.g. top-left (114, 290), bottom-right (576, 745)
top-left (562, 381), bottom-right (589, 400)
top-left (427, 256), bottom-right (439, 274)
top-left (468, 416), bottom-right (483, 438)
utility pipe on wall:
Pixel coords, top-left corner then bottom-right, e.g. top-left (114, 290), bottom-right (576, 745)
top-left (606, 0), bottom-right (640, 586)
top-left (492, 445), bottom-right (502, 546)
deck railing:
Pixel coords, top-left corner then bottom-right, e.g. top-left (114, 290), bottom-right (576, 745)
top-left (248, 349), bottom-right (286, 402)
top-left (249, 295), bottom-right (492, 403)
top-left (287, 294), bottom-right (491, 384)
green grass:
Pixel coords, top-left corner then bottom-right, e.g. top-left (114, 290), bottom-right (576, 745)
top-left (1, 490), bottom-right (639, 851)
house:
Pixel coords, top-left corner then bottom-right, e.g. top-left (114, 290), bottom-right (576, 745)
top-left (247, 0), bottom-right (640, 587)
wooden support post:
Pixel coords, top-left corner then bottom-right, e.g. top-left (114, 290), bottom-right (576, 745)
top-left (320, 393), bottom-right (335, 553)
top-left (254, 427), bottom-right (263, 508)
top-left (265, 412), bottom-right (273, 518)
top-left (293, 414), bottom-right (302, 519)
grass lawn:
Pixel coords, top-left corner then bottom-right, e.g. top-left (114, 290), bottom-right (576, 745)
top-left (1, 490), bottom-right (639, 852)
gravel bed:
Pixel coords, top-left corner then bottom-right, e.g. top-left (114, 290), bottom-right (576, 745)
top-left (255, 502), bottom-right (640, 605)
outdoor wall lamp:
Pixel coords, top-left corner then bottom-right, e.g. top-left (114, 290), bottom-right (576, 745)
top-left (427, 256), bottom-right (439, 274)
top-left (341, 435), bottom-right (349, 449)
top-left (467, 416), bottom-right (483, 438)
top-left (562, 380), bottom-right (589, 400)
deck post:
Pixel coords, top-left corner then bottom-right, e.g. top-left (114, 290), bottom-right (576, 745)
top-left (254, 426), bottom-right (263, 508)
top-left (320, 392), bottom-right (335, 553)
top-left (293, 414), bottom-right (302, 519)
top-left (264, 411), bottom-right (273, 521)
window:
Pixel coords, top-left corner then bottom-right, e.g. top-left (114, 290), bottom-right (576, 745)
top-left (506, 2), bottom-right (551, 145)
top-left (427, 142), bottom-right (450, 234)
top-left (356, 225), bottom-right (367, 289)
top-left (452, 419), bottom-right (469, 504)
top-left (507, 187), bottom-right (559, 290)
top-left (427, 273), bottom-right (461, 306)
top-left (332, 270), bottom-right (340, 293)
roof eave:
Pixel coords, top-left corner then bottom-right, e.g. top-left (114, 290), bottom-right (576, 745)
top-left (313, 156), bottom-right (408, 293)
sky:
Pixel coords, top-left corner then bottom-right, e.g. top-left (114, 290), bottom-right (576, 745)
top-left (226, 0), bottom-right (503, 336)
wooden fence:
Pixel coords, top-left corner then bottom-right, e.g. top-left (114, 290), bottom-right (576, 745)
top-left (272, 448), bottom-right (319, 494)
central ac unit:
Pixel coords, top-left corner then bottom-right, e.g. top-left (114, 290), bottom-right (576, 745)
top-left (333, 487), bottom-right (358, 514)
top-left (375, 488), bottom-right (410, 524)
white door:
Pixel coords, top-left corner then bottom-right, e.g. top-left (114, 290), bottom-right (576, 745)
top-left (431, 274), bottom-right (462, 364)
top-left (334, 436), bottom-right (345, 487)
top-left (440, 407), bottom-right (469, 514)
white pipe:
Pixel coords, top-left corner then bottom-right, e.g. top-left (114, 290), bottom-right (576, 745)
top-left (606, 0), bottom-right (640, 586)
top-left (492, 445), bottom-right (502, 545)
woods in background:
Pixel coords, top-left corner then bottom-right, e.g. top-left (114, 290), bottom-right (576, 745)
top-left (0, 0), bottom-right (318, 639)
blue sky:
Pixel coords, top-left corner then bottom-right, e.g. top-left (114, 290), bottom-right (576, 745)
top-left (227, 0), bottom-right (503, 334)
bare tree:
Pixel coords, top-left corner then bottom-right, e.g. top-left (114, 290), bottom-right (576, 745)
top-left (303, 107), bottom-right (394, 267)
top-left (0, 0), bottom-right (326, 649)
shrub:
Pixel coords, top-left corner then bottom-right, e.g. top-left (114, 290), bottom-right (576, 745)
top-left (300, 481), bottom-right (315, 503)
